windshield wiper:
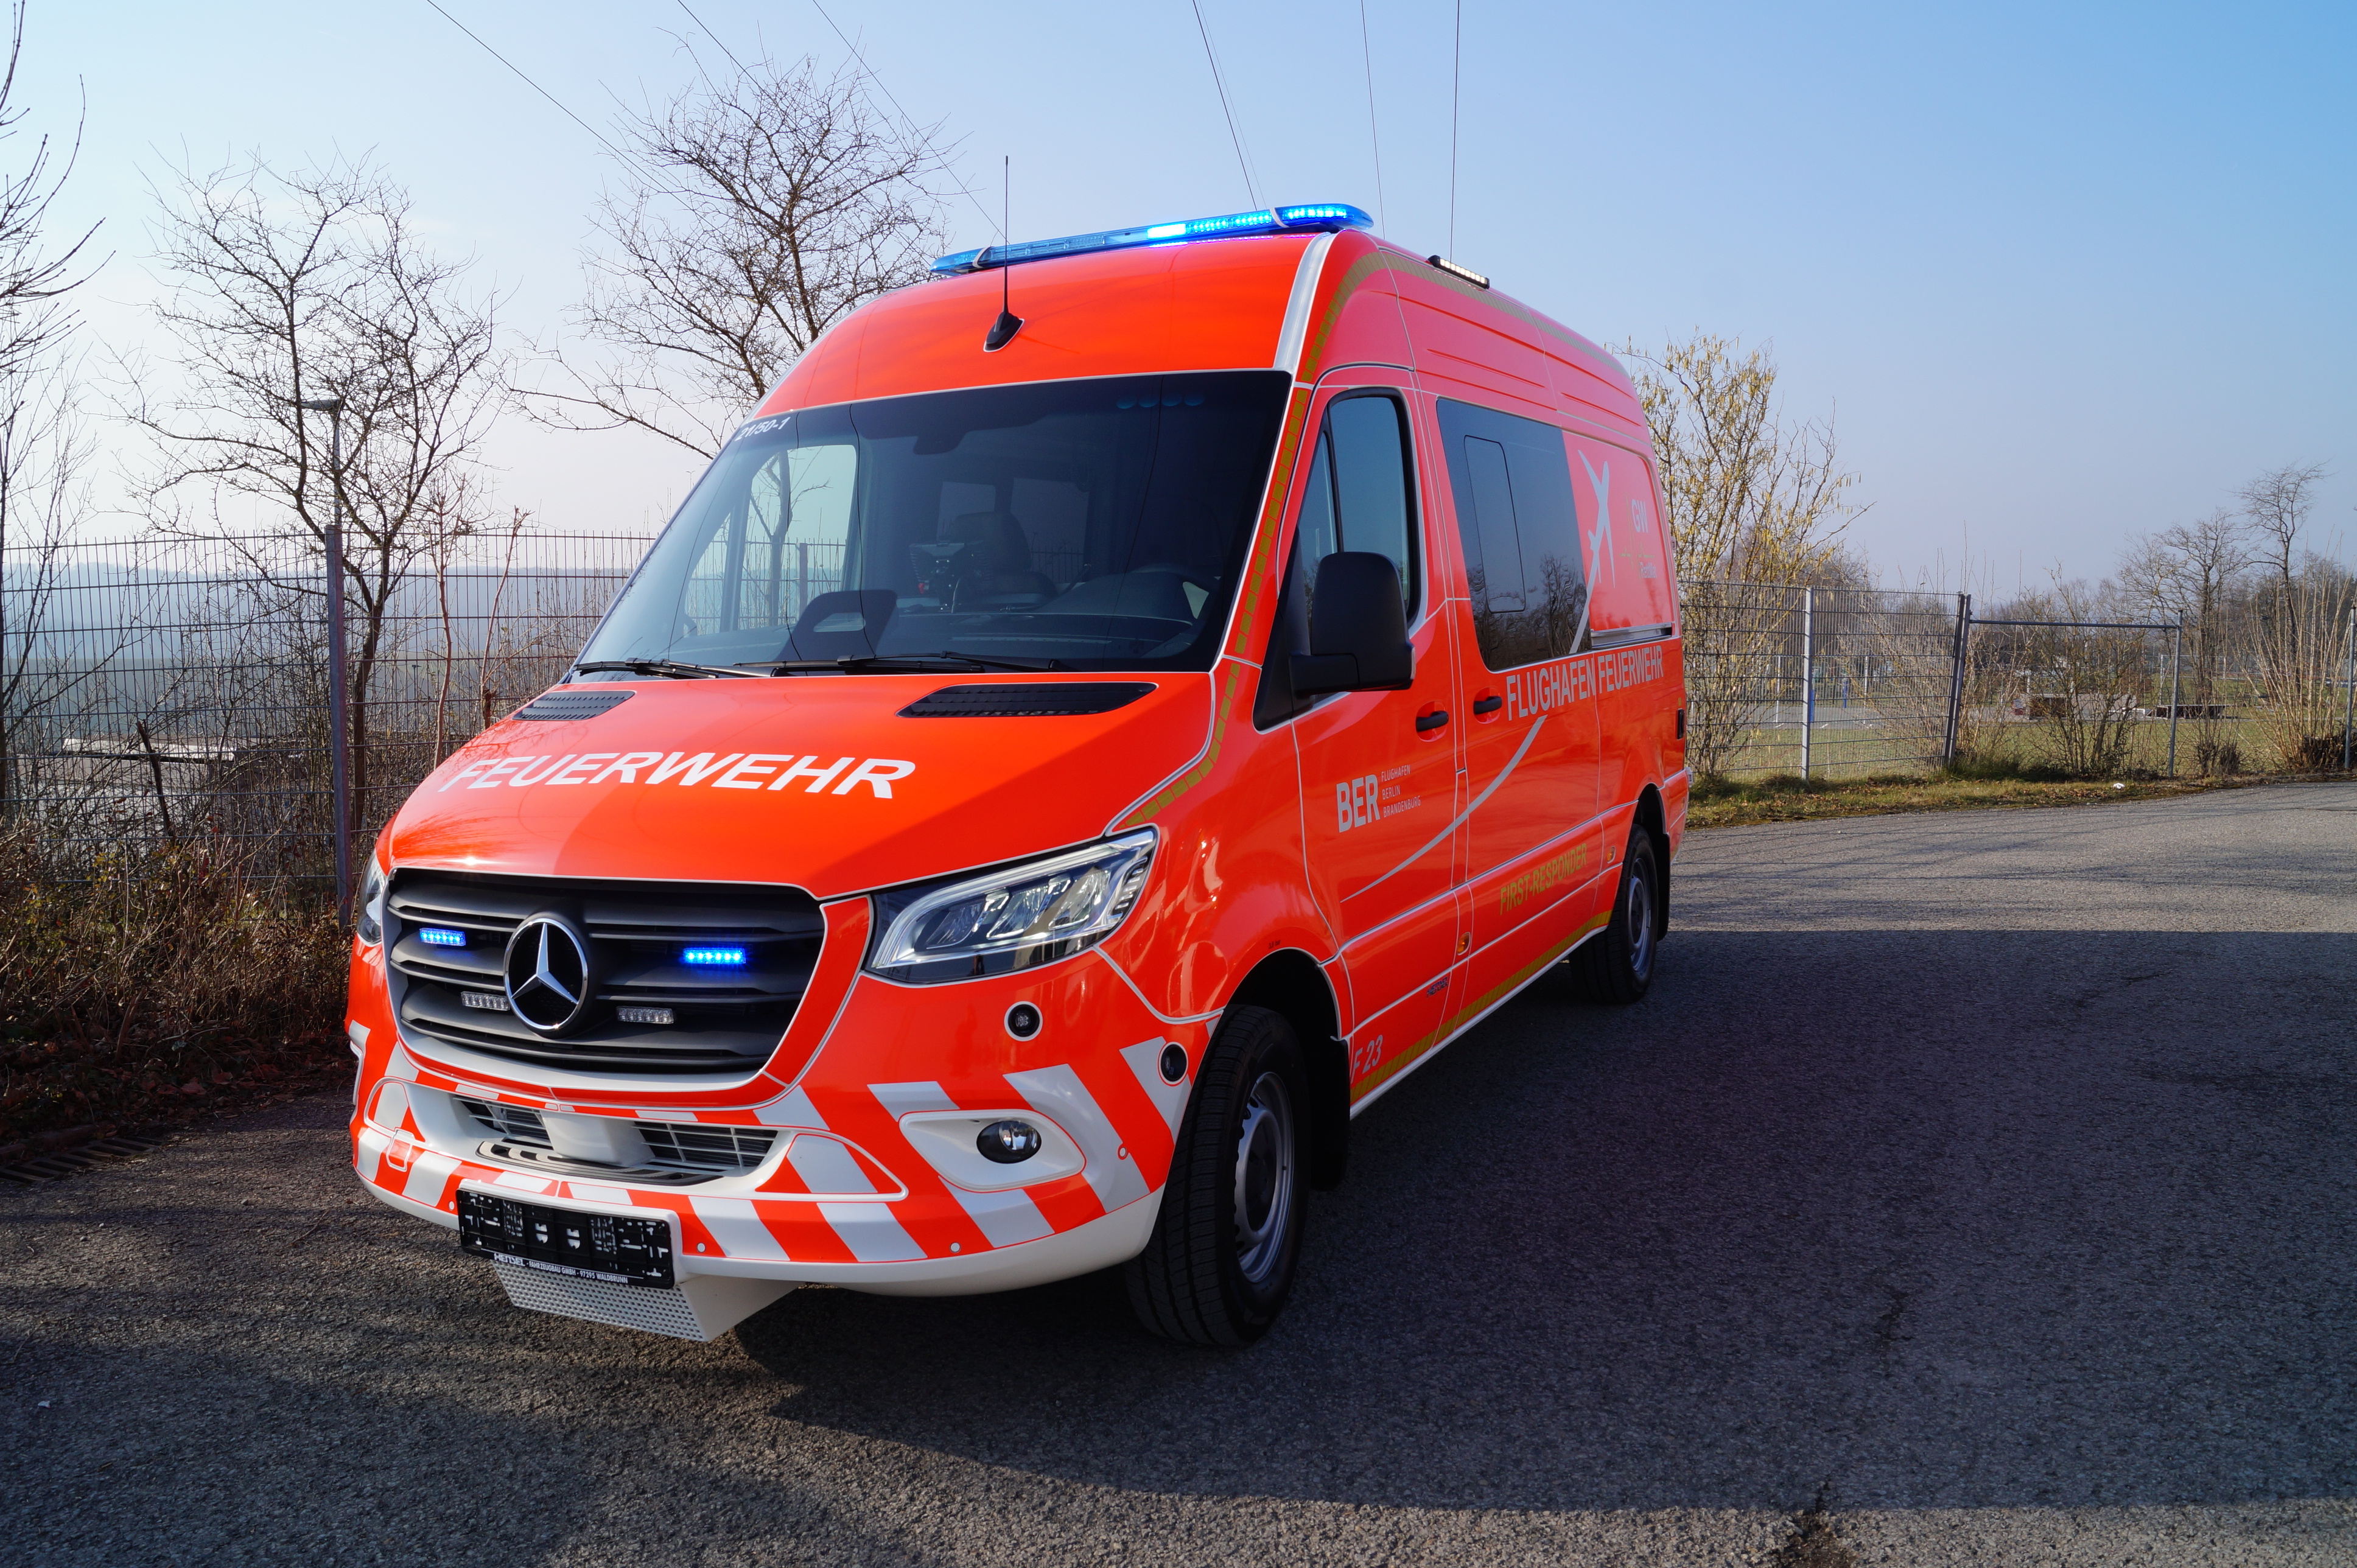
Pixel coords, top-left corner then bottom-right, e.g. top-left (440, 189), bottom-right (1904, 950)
top-left (575, 659), bottom-right (761, 681)
top-left (745, 651), bottom-right (1060, 674)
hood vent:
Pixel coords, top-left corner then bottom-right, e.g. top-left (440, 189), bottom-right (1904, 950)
top-left (899, 682), bottom-right (1154, 718)
top-left (513, 690), bottom-right (636, 722)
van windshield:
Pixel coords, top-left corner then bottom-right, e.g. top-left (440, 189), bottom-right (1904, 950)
top-left (579, 371), bottom-right (1293, 674)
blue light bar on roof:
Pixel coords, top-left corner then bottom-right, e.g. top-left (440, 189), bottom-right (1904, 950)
top-left (931, 202), bottom-right (1373, 275)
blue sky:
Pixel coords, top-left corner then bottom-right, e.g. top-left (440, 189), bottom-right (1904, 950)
top-left (27, 0), bottom-right (2356, 588)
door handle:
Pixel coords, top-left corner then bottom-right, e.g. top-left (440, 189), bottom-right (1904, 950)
top-left (1472, 695), bottom-right (1502, 716)
top-left (1415, 710), bottom-right (1450, 733)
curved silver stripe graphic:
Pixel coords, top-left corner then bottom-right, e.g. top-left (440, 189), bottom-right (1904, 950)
top-left (1340, 714), bottom-right (1548, 904)
top-left (1273, 231), bottom-right (1339, 376)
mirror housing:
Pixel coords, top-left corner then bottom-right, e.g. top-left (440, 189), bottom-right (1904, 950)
top-left (1289, 551), bottom-right (1413, 696)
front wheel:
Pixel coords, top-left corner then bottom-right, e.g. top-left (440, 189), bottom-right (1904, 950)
top-left (1569, 827), bottom-right (1662, 1004)
top-left (1126, 1004), bottom-right (1307, 1346)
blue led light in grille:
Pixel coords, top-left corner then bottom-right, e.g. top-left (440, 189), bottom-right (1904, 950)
top-left (419, 927), bottom-right (467, 948)
top-left (931, 202), bottom-right (1373, 275)
top-left (682, 945), bottom-right (749, 967)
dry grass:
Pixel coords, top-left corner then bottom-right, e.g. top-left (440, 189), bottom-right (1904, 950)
top-left (1686, 768), bottom-right (2271, 830)
top-left (0, 835), bottom-right (352, 1150)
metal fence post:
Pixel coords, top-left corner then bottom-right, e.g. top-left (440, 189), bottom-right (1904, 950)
top-left (2166, 625), bottom-right (2182, 778)
top-left (299, 399), bottom-right (353, 921)
top-left (1942, 592), bottom-right (1971, 769)
top-left (2344, 606), bottom-right (2355, 773)
top-left (1800, 586), bottom-right (1815, 779)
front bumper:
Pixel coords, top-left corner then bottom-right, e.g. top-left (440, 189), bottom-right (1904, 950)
top-left (360, 1162), bottom-right (1162, 1297)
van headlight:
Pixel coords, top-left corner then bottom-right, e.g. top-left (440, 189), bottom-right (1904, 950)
top-left (867, 830), bottom-right (1156, 984)
top-left (356, 858), bottom-right (388, 947)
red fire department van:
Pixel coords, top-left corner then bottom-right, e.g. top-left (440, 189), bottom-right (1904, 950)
top-left (346, 202), bottom-right (1687, 1346)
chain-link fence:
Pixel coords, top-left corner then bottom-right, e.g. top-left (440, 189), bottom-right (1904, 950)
top-left (1, 530), bottom-right (648, 889)
top-left (8, 549), bottom-right (2346, 889)
top-left (1670, 581), bottom-right (2327, 781)
top-left (1680, 582), bottom-right (1972, 779)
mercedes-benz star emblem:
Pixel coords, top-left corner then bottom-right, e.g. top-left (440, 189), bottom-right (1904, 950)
top-left (503, 912), bottom-right (595, 1035)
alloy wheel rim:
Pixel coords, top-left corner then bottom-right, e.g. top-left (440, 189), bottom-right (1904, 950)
top-left (1626, 861), bottom-right (1655, 980)
top-left (1232, 1069), bottom-right (1295, 1287)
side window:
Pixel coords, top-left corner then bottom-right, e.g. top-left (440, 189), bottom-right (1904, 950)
top-left (1326, 396), bottom-right (1415, 615)
top-left (1438, 398), bottom-right (1588, 671)
top-left (1254, 391), bottom-right (1420, 727)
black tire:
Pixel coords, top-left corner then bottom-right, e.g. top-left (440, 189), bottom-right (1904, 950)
top-left (1568, 827), bottom-right (1662, 1004)
top-left (1126, 1004), bottom-right (1308, 1346)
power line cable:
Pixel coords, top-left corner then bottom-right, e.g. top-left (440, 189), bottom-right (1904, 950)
top-left (1357, 0), bottom-right (1387, 233)
top-left (675, 0), bottom-right (752, 78)
top-left (419, 0), bottom-right (650, 176)
top-left (805, 0), bottom-right (1004, 240)
top-left (1189, 0), bottom-right (1259, 209)
top-left (1449, 0), bottom-right (1462, 256)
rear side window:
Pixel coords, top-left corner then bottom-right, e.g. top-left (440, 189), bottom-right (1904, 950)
top-left (1438, 398), bottom-right (1588, 671)
top-left (1254, 391), bottom-right (1420, 727)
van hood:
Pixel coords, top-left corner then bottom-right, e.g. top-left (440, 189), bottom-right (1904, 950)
top-left (388, 674), bottom-right (1214, 898)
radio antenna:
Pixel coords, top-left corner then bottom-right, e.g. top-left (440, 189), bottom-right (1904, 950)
top-left (986, 156), bottom-right (1023, 351)
top-left (1449, 0), bottom-right (1462, 257)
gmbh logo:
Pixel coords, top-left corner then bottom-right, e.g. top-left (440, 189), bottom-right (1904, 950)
top-left (503, 912), bottom-right (595, 1035)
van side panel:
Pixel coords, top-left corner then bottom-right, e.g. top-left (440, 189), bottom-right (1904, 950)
top-left (1388, 268), bottom-right (1557, 421)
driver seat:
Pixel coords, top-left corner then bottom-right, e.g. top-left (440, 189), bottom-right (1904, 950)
top-left (945, 511), bottom-right (1058, 604)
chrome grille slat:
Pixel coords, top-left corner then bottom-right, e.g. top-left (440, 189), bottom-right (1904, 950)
top-left (457, 1098), bottom-right (550, 1144)
top-left (635, 1122), bottom-right (777, 1172)
top-left (386, 872), bottom-right (823, 1076)
top-left (456, 1099), bottom-right (777, 1175)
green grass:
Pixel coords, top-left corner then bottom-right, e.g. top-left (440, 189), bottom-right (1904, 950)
top-left (1686, 769), bottom-right (2257, 830)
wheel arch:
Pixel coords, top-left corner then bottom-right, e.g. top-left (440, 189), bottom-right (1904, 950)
top-left (1225, 948), bottom-right (1348, 1190)
top-left (1633, 782), bottom-right (1669, 935)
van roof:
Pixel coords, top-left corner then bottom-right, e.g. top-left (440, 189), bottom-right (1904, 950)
top-left (756, 220), bottom-right (1644, 441)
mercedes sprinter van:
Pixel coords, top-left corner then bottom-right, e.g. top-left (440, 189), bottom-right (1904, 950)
top-left (346, 202), bottom-right (1688, 1346)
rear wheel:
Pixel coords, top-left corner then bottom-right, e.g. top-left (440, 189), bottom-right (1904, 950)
top-left (1569, 827), bottom-right (1662, 1004)
top-left (1126, 1004), bottom-right (1306, 1346)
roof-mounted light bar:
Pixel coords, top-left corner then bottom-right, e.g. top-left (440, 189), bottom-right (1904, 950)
top-left (931, 202), bottom-right (1374, 276)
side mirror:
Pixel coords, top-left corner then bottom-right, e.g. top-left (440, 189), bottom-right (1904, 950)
top-left (1289, 551), bottom-right (1413, 696)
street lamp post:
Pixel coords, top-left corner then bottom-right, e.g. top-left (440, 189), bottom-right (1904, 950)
top-left (298, 397), bottom-right (351, 920)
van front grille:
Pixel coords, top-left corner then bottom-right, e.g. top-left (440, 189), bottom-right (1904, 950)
top-left (388, 872), bottom-right (823, 1074)
top-left (455, 1099), bottom-right (780, 1175)
top-left (634, 1121), bottom-right (777, 1172)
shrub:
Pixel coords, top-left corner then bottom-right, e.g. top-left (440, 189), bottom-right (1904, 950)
top-left (0, 834), bottom-right (351, 1147)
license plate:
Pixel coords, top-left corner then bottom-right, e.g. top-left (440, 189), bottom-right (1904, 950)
top-left (457, 1189), bottom-right (675, 1287)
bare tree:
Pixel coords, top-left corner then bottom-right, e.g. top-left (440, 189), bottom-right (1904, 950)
top-left (0, 0), bottom-right (103, 822)
top-left (0, 357), bottom-right (101, 821)
top-left (2118, 508), bottom-right (2248, 705)
top-left (523, 54), bottom-right (950, 458)
top-left (0, 0), bottom-right (97, 382)
top-left (1619, 333), bottom-right (1859, 776)
top-left (2239, 462), bottom-right (2328, 595)
top-left (2229, 462), bottom-right (2343, 768)
top-left (119, 155), bottom-right (502, 842)
top-left (1620, 332), bottom-right (1857, 585)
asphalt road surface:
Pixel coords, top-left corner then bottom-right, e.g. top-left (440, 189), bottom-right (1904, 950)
top-left (7, 782), bottom-right (2356, 1567)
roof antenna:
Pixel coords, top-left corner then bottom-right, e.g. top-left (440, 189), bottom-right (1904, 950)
top-left (985, 156), bottom-right (1023, 352)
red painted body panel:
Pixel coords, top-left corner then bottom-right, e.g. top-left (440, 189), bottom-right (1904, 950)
top-left (390, 673), bottom-right (1214, 899)
top-left (345, 219), bottom-right (1688, 1304)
